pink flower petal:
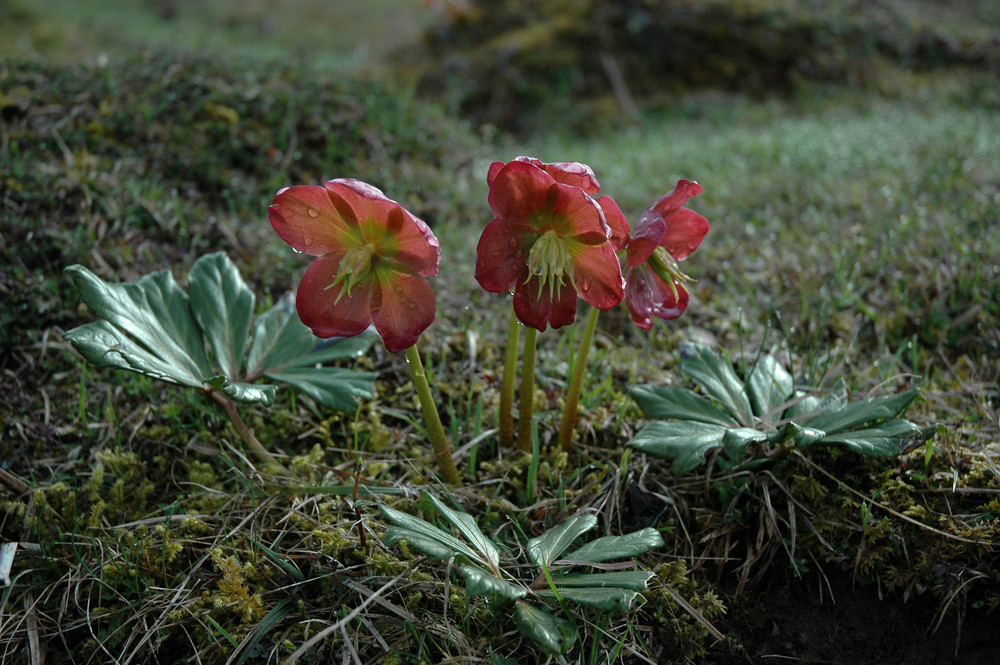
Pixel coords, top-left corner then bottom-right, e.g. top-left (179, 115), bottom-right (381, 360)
top-left (541, 159), bottom-right (600, 195)
top-left (295, 253), bottom-right (374, 338)
top-left (269, 185), bottom-right (356, 256)
top-left (475, 218), bottom-right (534, 293)
top-left (486, 160), bottom-right (507, 188)
top-left (596, 195), bottom-right (630, 252)
top-left (386, 206), bottom-right (442, 278)
top-left (625, 209), bottom-right (666, 269)
top-left (513, 276), bottom-right (579, 331)
top-left (371, 270), bottom-right (436, 352)
top-left (624, 264), bottom-right (689, 329)
top-left (659, 208), bottom-right (710, 261)
top-left (571, 242), bottom-right (625, 310)
top-left (488, 157), bottom-right (600, 195)
top-left (549, 184), bottom-right (610, 241)
top-left (488, 160), bottom-right (558, 222)
top-left (324, 179), bottom-right (441, 277)
top-left (649, 179), bottom-right (703, 218)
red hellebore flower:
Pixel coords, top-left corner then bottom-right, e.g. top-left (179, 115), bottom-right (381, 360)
top-left (269, 178), bottom-right (440, 353)
top-left (624, 179), bottom-right (710, 329)
top-left (487, 156), bottom-right (630, 251)
top-left (476, 158), bottom-right (625, 331)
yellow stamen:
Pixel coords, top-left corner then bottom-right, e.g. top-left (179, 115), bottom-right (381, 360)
top-left (646, 246), bottom-right (695, 302)
top-left (326, 243), bottom-right (377, 303)
top-left (525, 230), bottom-right (575, 300)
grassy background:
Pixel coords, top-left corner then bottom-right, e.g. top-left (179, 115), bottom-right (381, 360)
top-left (1, 0), bottom-right (435, 71)
top-left (2, 1), bottom-right (999, 663)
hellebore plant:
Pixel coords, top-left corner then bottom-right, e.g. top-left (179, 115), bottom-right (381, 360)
top-left (269, 179), bottom-right (461, 483)
top-left (380, 492), bottom-right (664, 655)
top-left (627, 343), bottom-right (940, 474)
top-left (558, 178), bottom-right (710, 452)
top-left (474, 157), bottom-right (710, 453)
top-left (476, 158), bottom-right (628, 451)
top-left (66, 159), bottom-right (711, 482)
top-left (64, 252), bottom-right (378, 463)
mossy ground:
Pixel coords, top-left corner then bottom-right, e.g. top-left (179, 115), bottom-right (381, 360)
top-left (2, 2), bottom-right (999, 663)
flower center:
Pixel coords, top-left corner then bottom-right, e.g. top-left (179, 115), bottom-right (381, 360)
top-left (525, 230), bottom-right (575, 300)
top-left (646, 247), bottom-right (695, 302)
top-left (326, 243), bottom-right (377, 303)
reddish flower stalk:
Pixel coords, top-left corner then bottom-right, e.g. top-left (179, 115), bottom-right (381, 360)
top-left (270, 179), bottom-right (460, 483)
top-left (560, 179), bottom-right (710, 452)
top-left (477, 157), bottom-right (627, 452)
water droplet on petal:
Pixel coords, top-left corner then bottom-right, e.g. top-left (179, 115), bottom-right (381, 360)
top-left (306, 207), bottom-right (320, 218)
top-left (291, 247), bottom-right (304, 254)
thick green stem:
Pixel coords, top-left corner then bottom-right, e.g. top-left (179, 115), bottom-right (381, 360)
top-left (405, 344), bottom-right (461, 484)
top-left (558, 306), bottom-right (601, 453)
top-left (498, 309), bottom-right (520, 449)
top-left (517, 327), bottom-right (538, 453)
top-left (210, 391), bottom-right (272, 462)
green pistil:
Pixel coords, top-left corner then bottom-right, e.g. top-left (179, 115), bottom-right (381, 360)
top-left (646, 246), bottom-right (694, 302)
top-left (525, 230), bottom-right (575, 300)
top-left (326, 243), bottom-right (376, 303)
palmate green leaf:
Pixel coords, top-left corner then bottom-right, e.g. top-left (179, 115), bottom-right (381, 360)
top-left (458, 564), bottom-right (527, 601)
top-left (626, 420), bottom-right (731, 474)
top-left (561, 527), bottom-right (664, 563)
top-left (420, 492), bottom-right (501, 570)
top-left (245, 295), bottom-right (377, 412)
top-left (188, 253), bottom-right (254, 381)
top-left (722, 427), bottom-right (769, 461)
top-left (65, 265), bottom-right (212, 389)
top-left (745, 354), bottom-right (794, 419)
top-left (537, 587), bottom-right (640, 612)
top-left (551, 570), bottom-right (655, 590)
top-left (766, 422), bottom-right (826, 447)
top-left (380, 504), bottom-right (485, 564)
top-left (627, 385), bottom-right (736, 427)
top-left (817, 420), bottom-right (935, 457)
top-left (680, 343), bottom-right (753, 424)
top-left (263, 367), bottom-right (375, 413)
top-left (66, 257), bottom-right (375, 411)
top-left (527, 514), bottom-right (596, 568)
top-left (380, 493), bottom-right (504, 572)
top-left (799, 390), bottom-right (920, 433)
top-left (206, 375), bottom-right (277, 407)
top-left (513, 601), bottom-right (578, 655)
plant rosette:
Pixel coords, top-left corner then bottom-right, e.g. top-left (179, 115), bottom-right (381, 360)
top-left (626, 343), bottom-right (940, 474)
top-left (380, 492), bottom-right (664, 655)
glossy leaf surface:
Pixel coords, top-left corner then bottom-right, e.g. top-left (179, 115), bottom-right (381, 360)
top-left (65, 264), bottom-right (213, 390)
top-left (188, 252), bottom-right (254, 381)
top-left (527, 514), bottom-right (596, 568)
top-left (561, 527), bottom-right (664, 564)
top-left (513, 602), bottom-right (578, 655)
